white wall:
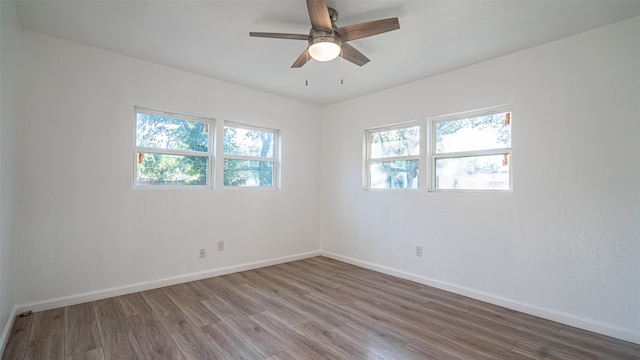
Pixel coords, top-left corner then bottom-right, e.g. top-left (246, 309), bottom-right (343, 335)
top-left (320, 17), bottom-right (640, 343)
top-left (0, 0), bottom-right (21, 351)
top-left (15, 31), bottom-right (321, 308)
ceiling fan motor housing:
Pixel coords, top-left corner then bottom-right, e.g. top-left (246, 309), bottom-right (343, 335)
top-left (328, 7), bottom-right (339, 26)
top-left (309, 29), bottom-right (341, 45)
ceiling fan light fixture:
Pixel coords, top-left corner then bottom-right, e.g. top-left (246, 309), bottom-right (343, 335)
top-left (249, 2), bottom-right (399, 68)
top-left (308, 36), bottom-right (341, 62)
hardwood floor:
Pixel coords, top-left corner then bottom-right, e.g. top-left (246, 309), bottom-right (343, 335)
top-left (3, 256), bottom-right (639, 359)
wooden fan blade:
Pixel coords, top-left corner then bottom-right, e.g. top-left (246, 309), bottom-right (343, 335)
top-left (306, 0), bottom-right (332, 33)
top-left (340, 43), bottom-right (370, 66)
top-left (336, 18), bottom-right (400, 42)
top-left (249, 32), bottom-right (309, 40)
top-left (291, 48), bottom-right (311, 68)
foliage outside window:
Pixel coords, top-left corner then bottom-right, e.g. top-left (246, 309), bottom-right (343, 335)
top-left (365, 123), bottom-right (420, 190)
top-left (224, 122), bottom-right (278, 188)
top-left (431, 106), bottom-right (512, 191)
top-left (134, 108), bottom-right (213, 187)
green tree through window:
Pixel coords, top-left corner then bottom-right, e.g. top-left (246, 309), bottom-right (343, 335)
top-left (432, 108), bottom-right (512, 191)
top-left (135, 110), bottom-right (211, 186)
top-left (223, 123), bottom-right (277, 188)
top-left (366, 123), bottom-right (420, 189)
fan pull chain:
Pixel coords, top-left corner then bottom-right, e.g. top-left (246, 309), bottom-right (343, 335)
top-left (340, 48), bottom-right (344, 85)
top-left (305, 50), bottom-right (309, 87)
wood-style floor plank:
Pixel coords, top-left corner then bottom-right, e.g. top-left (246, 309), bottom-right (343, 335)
top-left (276, 261), bottom-right (342, 291)
top-left (2, 313), bottom-right (33, 360)
top-left (118, 293), bottom-right (185, 360)
top-left (127, 311), bottom-right (185, 359)
top-left (161, 284), bottom-right (220, 327)
top-left (295, 320), bottom-right (385, 360)
top-left (116, 293), bottom-right (150, 318)
top-left (266, 263), bottom-right (337, 293)
top-left (249, 268), bottom-right (310, 297)
top-left (200, 276), bottom-right (267, 316)
top-left (265, 349), bottom-right (307, 360)
top-left (510, 336), bottom-right (599, 360)
top-left (250, 311), bottom-right (343, 360)
top-left (201, 320), bottom-right (264, 360)
top-left (138, 288), bottom-right (180, 317)
top-left (24, 333), bottom-right (64, 360)
top-left (237, 283), bottom-right (311, 327)
top-left (215, 312), bottom-right (288, 357)
top-left (93, 298), bottom-right (144, 360)
top-left (5, 256), bottom-right (640, 360)
top-left (64, 348), bottom-right (105, 360)
top-left (155, 311), bottom-right (224, 359)
top-left (28, 308), bottom-right (64, 341)
top-left (273, 294), bottom-right (346, 329)
top-left (332, 322), bottom-right (417, 360)
top-left (64, 303), bottom-right (101, 357)
top-left (401, 338), bottom-right (474, 360)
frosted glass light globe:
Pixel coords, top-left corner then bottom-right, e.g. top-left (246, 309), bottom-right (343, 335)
top-left (308, 38), bottom-right (341, 62)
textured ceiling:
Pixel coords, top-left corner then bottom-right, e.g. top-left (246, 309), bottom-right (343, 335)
top-left (15, 0), bottom-right (640, 106)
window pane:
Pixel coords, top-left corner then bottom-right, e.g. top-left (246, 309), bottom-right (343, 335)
top-left (370, 160), bottom-right (419, 189)
top-left (435, 112), bottom-right (511, 153)
top-left (224, 126), bottom-right (274, 158)
top-left (136, 113), bottom-right (209, 152)
top-left (136, 152), bottom-right (208, 186)
top-left (435, 154), bottom-right (509, 190)
top-left (224, 159), bottom-right (273, 187)
top-left (371, 126), bottom-right (420, 158)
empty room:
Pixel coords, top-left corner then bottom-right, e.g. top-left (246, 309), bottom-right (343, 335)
top-left (1, 0), bottom-right (639, 359)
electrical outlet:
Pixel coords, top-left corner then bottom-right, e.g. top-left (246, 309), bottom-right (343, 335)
top-left (416, 245), bottom-right (423, 257)
top-left (199, 248), bottom-right (206, 259)
top-left (217, 240), bottom-right (225, 251)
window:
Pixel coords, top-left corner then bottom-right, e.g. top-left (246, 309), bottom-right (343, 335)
top-left (365, 122), bottom-right (420, 190)
top-left (431, 106), bottom-right (512, 191)
top-left (134, 108), bottom-right (213, 187)
top-left (223, 122), bottom-right (278, 188)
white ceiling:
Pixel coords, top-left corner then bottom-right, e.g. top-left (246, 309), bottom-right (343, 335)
top-left (15, 0), bottom-right (640, 106)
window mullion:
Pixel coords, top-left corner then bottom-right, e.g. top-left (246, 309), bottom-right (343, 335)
top-left (434, 148), bottom-right (511, 159)
top-left (369, 155), bottom-right (420, 162)
top-left (135, 146), bottom-right (209, 158)
top-left (224, 154), bottom-right (274, 162)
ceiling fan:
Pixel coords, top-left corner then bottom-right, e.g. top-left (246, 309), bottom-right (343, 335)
top-left (249, 0), bottom-right (400, 68)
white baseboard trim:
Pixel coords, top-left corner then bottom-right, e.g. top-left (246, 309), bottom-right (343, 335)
top-left (0, 307), bottom-right (18, 357)
top-left (15, 251), bottom-right (320, 315)
top-left (321, 251), bottom-right (640, 345)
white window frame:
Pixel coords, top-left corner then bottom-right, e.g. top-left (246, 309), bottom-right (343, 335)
top-left (429, 105), bottom-right (513, 193)
top-left (133, 107), bottom-right (215, 189)
top-left (364, 121), bottom-right (422, 191)
top-left (222, 121), bottom-right (280, 189)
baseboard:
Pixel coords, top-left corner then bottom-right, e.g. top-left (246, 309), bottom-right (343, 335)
top-left (321, 251), bottom-right (640, 345)
top-left (15, 250), bottom-right (321, 315)
top-left (0, 307), bottom-right (18, 357)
